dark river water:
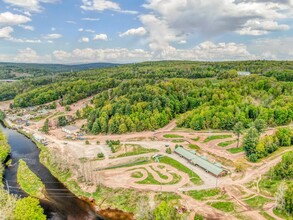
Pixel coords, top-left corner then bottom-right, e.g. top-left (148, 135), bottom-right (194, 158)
top-left (0, 122), bottom-right (105, 220)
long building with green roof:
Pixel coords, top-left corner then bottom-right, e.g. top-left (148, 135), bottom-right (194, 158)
top-left (174, 146), bottom-right (227, 177)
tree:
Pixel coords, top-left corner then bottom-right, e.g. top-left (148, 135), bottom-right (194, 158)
top-left (243, 127), bottom-right (259, 160)
top-left (57, 116), bottom-right (68, 127)
top-left (233, 122), bottom-right (243, 148)
top-left (153, 201), bottom-right (177, 220)
top-left (275, 182), bottom-right (287, 212)
top-left (41, 119), bottom-right (49, 134)
top-left (76, 110), bottom-right (81, 118)
top-left (254, 119), bottom-right (267, 133)
top-left (166, 148), bottom-right (172, 154)
top-left (284, 187), bottom-right (293, 215)
top-left (65, 105), bottom-right (71, 111)
top-left (13, 197), bottom-right (46, 220)
top-left (0, 110), bottom-right (5, 121)
top-left (276, 127), bottom-right (292, 147)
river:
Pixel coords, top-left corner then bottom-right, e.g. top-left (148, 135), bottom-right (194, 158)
top-left (0, 122), bottom-right (105, 220)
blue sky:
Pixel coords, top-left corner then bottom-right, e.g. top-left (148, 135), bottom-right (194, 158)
top-left (0, 0), bottom-right (293, 63)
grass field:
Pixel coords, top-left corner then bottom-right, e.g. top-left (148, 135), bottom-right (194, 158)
top-left (187, 188), bottom-right (221, 201)
top-left (209, 201), bottom-right (236, 213)
top-left (218, 140), bottom-right (237, 147)
top-left (243, 196), bottom-right (272, 209)
top-left (172, 139), bottom-right (185, 143)
top-left (17, 159), bottom-right (46, 199)
top-left (227, 147), bottom-right (244, 154)
top-left (204, 135), bottom-right (232, 143)
top-left (159, 156), bottom-right (202, 185)
top-left (116, 144), bottom-right (159, 158)
top-left (188, 144), bottom-right (200, 150)
top-left (163, 134), bottom-right (184, 138)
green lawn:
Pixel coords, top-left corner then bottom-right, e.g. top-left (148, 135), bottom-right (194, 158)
top-left (172, 139), bottom-right (185, 143)
top-left (260, 211), bottom-right (276, 220)
top-left (218, 140), bottom-right (237, 147)
top-left (194, 214), bottom-right (204, 220)
top-left (17, 160), bottom-right (46, 199)
top-left (0, 131), bottom-right (10, 163)
top-left (273, 208), bottom-right (293, 220)
top-left (243, 196), bottom-right (272, 209)
top-left (259, 177), bottom-right (293, 196)
top-left (187, 188), bottom-right (221, 201)
top-left (163, 134), bottom-right (184, 138)
top-left (227, 147), bottom-right (244, 154)
top-left (209, 201), bottom-right (236, 213)
top-left (131, 171), bottom-right (144, 178)
top-left (159, 156), bottom-right (202, 185)
top-left (192, 137), bottom-right (200, 141)
top-left (188, 144), bottom-right (200, 150)
top-left (204, 135), bottom-right (232, 142)
top-left (137, 167), bottom-right (181, 185)
top-left (116, 145), bottom-right (159, 158)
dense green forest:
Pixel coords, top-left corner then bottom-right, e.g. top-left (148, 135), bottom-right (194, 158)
top-left (0, 62), bottom-right (118, 80)
top-left (0, 61), bottom-right (292, 134)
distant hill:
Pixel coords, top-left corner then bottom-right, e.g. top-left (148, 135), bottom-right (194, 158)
top-left (0, 62), bottom-right (120, 79)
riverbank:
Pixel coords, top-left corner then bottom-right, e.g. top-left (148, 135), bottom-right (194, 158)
top-left (0, 130), bottom-right (17, 219)
top-left (0, 120), bottom-right (104, 219)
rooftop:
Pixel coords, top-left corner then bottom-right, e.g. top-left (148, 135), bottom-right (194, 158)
top-left (63, 125), bottom-right (79, 131)
top-left (174, 147), bottom-right (224, 176)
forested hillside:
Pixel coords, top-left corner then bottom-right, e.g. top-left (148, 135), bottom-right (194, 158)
top-left (1, 61), bottom-right (292, 134)
top-left (0, 62), bottom-right (118, 79)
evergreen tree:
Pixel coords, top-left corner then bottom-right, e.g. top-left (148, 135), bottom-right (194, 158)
top-left (41, 119), bottom-right (49, 134)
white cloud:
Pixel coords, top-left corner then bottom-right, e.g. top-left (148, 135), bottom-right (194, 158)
top-left (53, 48), bottom-right (152, 63)
top-left (141, 0), bottom-right (293, 53)
top-left (3, 0), bottom-right (59, 13)
top-left (81, 0), bottom-right (120, 11)
top-left (120, 27), bottom-right (147, 37)
top-left (82, 17), bottom-right (100, 21)
top-left (14, 48), bottom-right (41, 62)
top-left (93, 34), bottom-right (108, 41)
top-left (0, 12), bottom-right (31, 27)
top-left (0, 26), bottom-right (13, 39)
top-left (8, 38), bottom-right (42, 43)
top-left (78, 28), bottom-right (95, 33)
top-left (51, 41), bottom-right (257, 63)
top-left (81, 0), bottom-right (137, 14)
top-left (237, 19), bottom-right (290, 35)
top-left (249, 37), bottom-right (293, 60)
top-left (44, 33), bottom-right (62, 39)
top-left (79, 37), bottom-right (90, 43)
top-left (19, 24), bottom-right (34, 31)
top-left (66, 20), bottom-right (76, 24)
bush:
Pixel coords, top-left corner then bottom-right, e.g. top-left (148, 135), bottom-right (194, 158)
top-left (13, 197), bottom-right (46, 220)
top-left (249, 154), bottom-right (258, 162)
top-left (166, 148), bottom-right (172, 154)
top-left (97, 153), bottom-right (105, 159)
top-left (85, 140), bottom-right (90, 145)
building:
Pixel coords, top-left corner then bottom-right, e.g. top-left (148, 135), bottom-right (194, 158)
top-left (174, 146), bottom-right (227, 177)
top-left (32, 134), bottom-right (48, 145)
top-left (237, 71), bottom-right (251, 76)
top-left (62, 125), bottom-right (80, 135)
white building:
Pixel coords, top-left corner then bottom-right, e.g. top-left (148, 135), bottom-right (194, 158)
top-left (237, 71), bottom-right (251, 76)
top-left (62, 125), bottom-right (80, 135)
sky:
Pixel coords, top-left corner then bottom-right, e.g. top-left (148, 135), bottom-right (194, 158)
top-left (0, 0), bottom-right (293, 64)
